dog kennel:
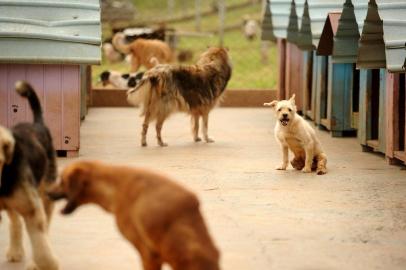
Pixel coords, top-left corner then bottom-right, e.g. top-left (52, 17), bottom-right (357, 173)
top-left (316, 0), bottom-right (363, 137)
top-left (357, 0), bottom-right (387, 154)
top-left (300, 0), bottom-right (343, 121)
top-left (0, 0), bottom-right (101, 156)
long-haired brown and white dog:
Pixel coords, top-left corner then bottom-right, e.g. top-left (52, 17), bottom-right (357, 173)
top-left (127, 47), bottom-right (232, 147)
top-left (113, 32), bottom-right (173, 72)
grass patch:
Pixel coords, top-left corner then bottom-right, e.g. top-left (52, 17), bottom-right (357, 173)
top-left (93, 0), bottom-right (277, 90)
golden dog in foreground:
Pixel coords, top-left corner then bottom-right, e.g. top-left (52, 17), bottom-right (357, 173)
top-left (48, 160), bottom-right (221, 270)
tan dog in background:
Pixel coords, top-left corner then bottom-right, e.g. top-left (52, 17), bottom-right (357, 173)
top-left (113, 32), bottom-right (173, 72)
top-left (264, 95), bottom-right (327, 175)
top-left (48, 161), bottom-right (221, 270)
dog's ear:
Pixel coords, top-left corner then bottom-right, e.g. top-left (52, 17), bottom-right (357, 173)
top-left (289, 94), bottom-right (296, 105)
top-left (263, 100), bottom-right (278, 108)
top-left (61, 166), bottom-right (88, 215)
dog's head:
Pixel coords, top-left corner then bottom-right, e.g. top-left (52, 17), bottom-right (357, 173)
top-left (100, 71), bottom-right (111, 86)
top-left (0, 126), bottom-right (15, 187)
top-left (127, 72), bottom-right (144, 88)
top-left (264, 95), bottom-right (297, 127)
top-left (48, 161), bottom-right (94, 215)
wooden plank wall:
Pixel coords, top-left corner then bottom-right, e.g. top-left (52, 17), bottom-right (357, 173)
top-left (285, 42), bottom-right (303, 112)
top-left (0, 64), bottom-right (80, 152)
top-left (302, 51), bottom-right (313, 118)
top-left (329, 62), bottom-right (356, 136)
top-left (386, 72), bottom-right (406, 164)
top-left (277, 39), bottom-right (286, 100)
top-left (358, 68), bottom-right (386, 153)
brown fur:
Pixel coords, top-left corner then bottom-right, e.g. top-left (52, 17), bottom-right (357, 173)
top-left (113, 32), bottom-right (173, 72)
top-left (48, 161), bottom-right (221, 270)
top-left (127, 47), bottom-right (232, 147)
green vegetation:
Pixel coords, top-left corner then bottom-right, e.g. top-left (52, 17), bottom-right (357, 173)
top-left (94, 0), bottom-right (277, 90)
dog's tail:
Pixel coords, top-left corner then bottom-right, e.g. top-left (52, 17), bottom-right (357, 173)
top-left (112, 32), bottom-right (132, 55)
top-left (15, 81), bottom-right (43, 124)
top-left (149, 57), bottom-right (160, 67)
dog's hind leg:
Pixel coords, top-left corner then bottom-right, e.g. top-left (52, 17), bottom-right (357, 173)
top-left (141, 111), bottom-right (151, 147)
top-left (202, 112), bottom-right (214, 143)
top-left (191, 114), bottom-right (201, 142)
top-left (316, 153), bottom-right (327, 175)
top-left (156, 115), bottom-right (168, 147)
top-left (131, 56), bottom-right (141, 72)
top-left (6, 209), bottom-right (25, 262)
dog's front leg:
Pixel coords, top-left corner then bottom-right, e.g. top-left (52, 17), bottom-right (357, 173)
top-left (303, 143), bottom-right (314, 173)
top-left (276, 145), bottom-right (289, 170)
top-left (156, 115), bottom-right (168, 147)
top-left (141, 112), bottom-right (151, 147)
top-left (6, 210), bottom-right (25, 262)
top-left (202, 113), bottom-right (214, 143)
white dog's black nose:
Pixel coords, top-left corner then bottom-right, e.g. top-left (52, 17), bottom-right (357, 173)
top-left (282, 113), bottom-right (288, 118)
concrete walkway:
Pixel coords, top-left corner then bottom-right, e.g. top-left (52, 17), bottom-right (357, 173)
top-left (1, 108), bottom-right (405, 270)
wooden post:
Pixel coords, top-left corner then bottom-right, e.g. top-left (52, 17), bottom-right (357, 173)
top-left (277, 38), bottom-right (286, 100)
top-left (168, 0), bottom-right (174, 18)
top-left (302, 50), bottom-right (313, 118)
top-left (218, 0), bottom-right (225, 46)
top-left (195, 0), bottom-right (201, 32)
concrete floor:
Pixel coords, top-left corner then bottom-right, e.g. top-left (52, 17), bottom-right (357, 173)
top-left (1, 108), bottom-right (406, 270)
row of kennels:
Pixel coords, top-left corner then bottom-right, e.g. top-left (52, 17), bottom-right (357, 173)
top-left (0, 0), bottom-right (102, 157)
top-left (262, 0), bottom-right (406, 165)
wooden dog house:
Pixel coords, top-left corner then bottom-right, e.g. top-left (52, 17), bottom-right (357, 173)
top-left (0, 0), bottom-right (101, 156)
top-left (301, 0), bottom-right (343, 122)
top-left (356, 0), bottom-right (406, 165)
top-left (316, 0), bottom-right (364, 137)
top-left (357, 0), bottom-right (387, 154)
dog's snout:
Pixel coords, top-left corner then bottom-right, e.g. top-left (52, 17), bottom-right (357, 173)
top-left (282, 113), bottom-right (288, 118)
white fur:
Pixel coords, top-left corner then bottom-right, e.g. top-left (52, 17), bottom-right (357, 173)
top-left (264, 95), bottom-right (328, 174)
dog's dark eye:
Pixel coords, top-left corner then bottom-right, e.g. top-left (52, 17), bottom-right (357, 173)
top-left (288, 108), bottom-right (292, 112)
top-left (278, 108), bottom-right (282, 112)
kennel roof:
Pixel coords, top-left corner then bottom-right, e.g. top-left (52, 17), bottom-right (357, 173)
top-left (356, 0), bottom-right (406, 72)
top-left (0, 0), bottom-right (101, 64)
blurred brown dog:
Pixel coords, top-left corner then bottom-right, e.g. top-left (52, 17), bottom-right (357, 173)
top-left (113, 32), bottom-right (173, 72)
top-left (48, 160), bottom-right (220, 270)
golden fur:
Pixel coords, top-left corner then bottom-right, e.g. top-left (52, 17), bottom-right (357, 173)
top-left (113, 32), bottom-right (173, 72)
top-left (264, 95), bottom-right (328, 175)
top-left (48, 160), bottom-right (221, 270)
top-left (127, 47), bottom-right (232, 147)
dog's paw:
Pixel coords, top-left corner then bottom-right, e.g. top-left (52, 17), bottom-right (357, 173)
top-left (205, 138), bottom-right (215, 143)
top-left (26, 261), bottom-right (39, 270)
top-left (276, 165), bottom-right (287, 170)
top-left (6, 246), bottom-right (25, 262)
top-left (141, 142), bottom-right (147, 147)
top-left (302, 167), bottom-right (312, 173)
top-left (158, 142), bottom-right (168, 147)
top-left (316, 168), bottom-right (327, 175)
top-left (194, 137), bottom-right (202, 142)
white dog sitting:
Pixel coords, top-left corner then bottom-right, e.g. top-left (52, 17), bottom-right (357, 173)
top-left (264, 94), bottom-right (327, 175)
